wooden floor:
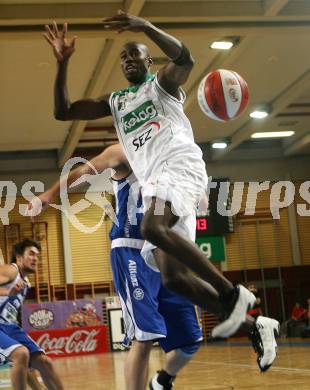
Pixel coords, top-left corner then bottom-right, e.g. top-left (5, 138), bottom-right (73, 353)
top-left (1, 338), bottom-right (310, 389)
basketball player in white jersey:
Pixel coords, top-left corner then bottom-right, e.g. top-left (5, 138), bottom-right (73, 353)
top-left (44, 12), bottom-right (275, 340)
top-left (0, 239), bottom-right (64, 390)
top-left (31, 144), bottom-right (203, 390)
top-left (30, 144), bottom-right (279, 376)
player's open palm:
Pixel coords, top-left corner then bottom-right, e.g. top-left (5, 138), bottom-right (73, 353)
top-left (26, 191), bottom-right (53, 222)
top-left (44, 22), bottom-right (77, 62)
top-left (102, 10), bottom-right (151, 33)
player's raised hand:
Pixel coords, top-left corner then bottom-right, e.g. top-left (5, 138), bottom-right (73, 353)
top-left (43, 22), bottom-right (77, 62)
top-left (102, 10), bottom-right (151, 33)
top-left (26, 191), bottom-right (53, 222)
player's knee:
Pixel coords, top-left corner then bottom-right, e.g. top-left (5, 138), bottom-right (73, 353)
top-left (178, 342), bottom-right (201, 357)
top-left (11, 346), bottom-right (30, 366)
top-left (33, 354), bottom-right (54, 373)
top-left (132, 340), bottom-right (152, 357)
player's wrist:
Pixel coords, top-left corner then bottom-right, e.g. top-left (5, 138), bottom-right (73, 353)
top-left (142, 21), bottom-right (155, 34)
top-left (57, 57), bottom-right (69, 66)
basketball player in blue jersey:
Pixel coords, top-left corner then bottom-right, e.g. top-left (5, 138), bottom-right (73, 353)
top-left (32, 145), bottom-right (202, 390)
top-left (32, 143), bottom-right (279, 380)
top-left (44, 13), bottom-right (279, 358)
top-left (110, 159), bottom-right (204, 390)
top-left (0, 239), bottom-right (64, 390)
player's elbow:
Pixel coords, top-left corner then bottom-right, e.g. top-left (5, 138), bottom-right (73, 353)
top-left (54, 110), bottom-right (67, 121)
top-left (54, 102), bottom-right (74, 121)
top-left (188, 54), bottom-right (195, 68)
top-left (173, 44), bottom-right (195, 69)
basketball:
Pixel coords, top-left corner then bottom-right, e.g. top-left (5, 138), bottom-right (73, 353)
top-left (197, 69), bottom-right (249, 121)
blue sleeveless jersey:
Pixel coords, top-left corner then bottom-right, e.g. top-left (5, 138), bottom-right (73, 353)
top-left (0, 265), bottom-right (29, 325)
top-left (109, 172), bottom-right (144, 240)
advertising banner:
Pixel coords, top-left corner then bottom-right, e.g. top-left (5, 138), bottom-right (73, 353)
top-left (29, 326), bottom-right (109, 358)
top-left (22, 299), bottom-right (103, 332)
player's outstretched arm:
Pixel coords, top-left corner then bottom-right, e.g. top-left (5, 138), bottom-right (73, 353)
top-left (28, 144), bottom-right (128, 215)
top-left (44, 22), bottom-right (111, 121)
top-left (102, 10), bottom-right (194, 96)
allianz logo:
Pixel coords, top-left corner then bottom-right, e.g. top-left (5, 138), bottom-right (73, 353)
top-left (121, 100), bottom-right (158, 134)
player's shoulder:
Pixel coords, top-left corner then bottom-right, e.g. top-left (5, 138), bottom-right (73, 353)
top-left (0, 263), bottom-right (18, 279)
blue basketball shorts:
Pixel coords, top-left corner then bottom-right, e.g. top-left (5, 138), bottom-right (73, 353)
top-left (110, 238), bottom-right (202, 352)
top-left (0, 323), bottom-right (43, 365)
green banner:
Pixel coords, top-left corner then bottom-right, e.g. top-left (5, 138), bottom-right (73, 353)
top-left (196, 236), bottom-right (226, 262)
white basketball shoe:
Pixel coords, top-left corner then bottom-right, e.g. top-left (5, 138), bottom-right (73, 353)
top-left (249, 316), bottom-right (280, 372)
top-left (212, 285), bottom-right (256, 338)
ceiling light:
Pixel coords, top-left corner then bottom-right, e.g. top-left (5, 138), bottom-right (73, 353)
top-left (212, 142), bottom-right (228, 149)
top-left (249, 104), bottom-right (272, 119)
top-left (251, 131), bottom-right (295, 138)
top-left (210, 41), bottom-right (234, 50)
top-left (249, 110), bottom-right (269, 119)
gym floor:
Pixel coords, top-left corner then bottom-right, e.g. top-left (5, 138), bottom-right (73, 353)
top-left (26, 338), bottom-right (310, 389)
top-left (0, 339), bottom-right (310, 390)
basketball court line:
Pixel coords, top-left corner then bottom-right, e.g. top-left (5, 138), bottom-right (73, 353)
top-left (206, 340), bottom-right (310, 348)
top-left (0, 379), bottom-right (10, 389)
top-left (193, 359), bottom-right (310, 375)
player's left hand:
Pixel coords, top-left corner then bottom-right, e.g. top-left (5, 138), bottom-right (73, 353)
top-left (102, 10), bottom-right (151, 33)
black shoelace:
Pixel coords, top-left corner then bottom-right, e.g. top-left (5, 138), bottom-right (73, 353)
top-left (218, 286), bottom-right (239, 322)
top-left (248, 323), bottom-right (264, 359)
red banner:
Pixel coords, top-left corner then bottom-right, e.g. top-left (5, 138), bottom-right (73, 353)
top-left (29, 326), bottom-right (109, 358)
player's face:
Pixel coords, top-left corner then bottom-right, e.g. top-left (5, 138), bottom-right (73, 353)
top-left (120, 43), bottom-right (151, 84)
top-left (20, 246), bottom-right (40, 274)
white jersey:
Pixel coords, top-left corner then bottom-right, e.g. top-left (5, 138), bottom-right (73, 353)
top-left (109, 73), bottom-right (207, 189)
top-left (0, 264), bottom-right (29, 324)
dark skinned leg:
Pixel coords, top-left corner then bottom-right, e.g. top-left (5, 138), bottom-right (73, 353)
top-left (154, 248), bottom-right (256, 331)
top-left (141, 198), bottom-right (233, 297)
top-left (154, 248), bottom-right (221, 315)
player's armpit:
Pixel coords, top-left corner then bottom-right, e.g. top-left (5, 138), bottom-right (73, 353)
top-left (157, 60), bottom-right (194, 98)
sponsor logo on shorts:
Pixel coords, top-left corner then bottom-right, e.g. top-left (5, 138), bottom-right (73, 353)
top-left (121, 100), bottom-right (158, 134)
top-left (128, 260), bottom-right (139, 287)
top-left (133, 288), bottom-right (144, 300)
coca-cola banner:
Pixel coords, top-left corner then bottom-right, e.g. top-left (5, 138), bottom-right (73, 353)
top-left (29, 326), bottom-right (109, 358)
top-left (22, 299), bottom-right (103, 332)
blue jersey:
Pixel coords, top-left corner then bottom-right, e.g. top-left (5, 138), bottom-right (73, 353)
top-left (0, 264), bottom-right (29, 325)
top-left (0, 264), bottom-right (43, 364)
top-left (109, 172), bottom-right (144, 241)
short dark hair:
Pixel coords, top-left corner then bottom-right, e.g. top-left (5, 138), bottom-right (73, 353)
top-left (11, 239), bottom-right (41, 263)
